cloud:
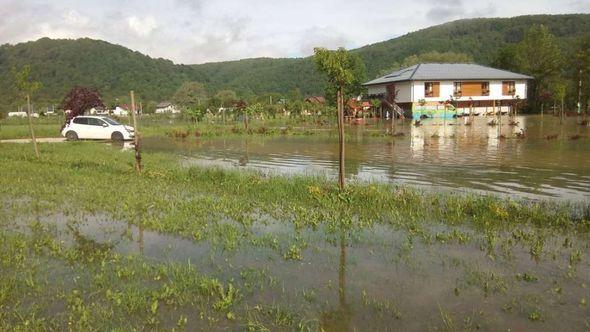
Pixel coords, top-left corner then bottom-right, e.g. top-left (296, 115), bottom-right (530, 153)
top-left (127, 16), bottom-right (158, 37)
top-left (0, 0), bottom-right (587, 64)
top-left (63, 10), bottom-right (89, 26)
top-left (297, 26), bottom-right (351, 55)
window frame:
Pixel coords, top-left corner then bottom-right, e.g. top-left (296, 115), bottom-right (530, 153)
top-left (453, 82), bottom-right (462, 97)
top-left (481, 82), bottom-right (490, 96)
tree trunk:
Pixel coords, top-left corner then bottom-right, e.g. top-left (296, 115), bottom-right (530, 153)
top-left (130, 91), bottom-right (142, 174)
top-left (26, 94), bottom-right (40, 159)
top-left (337, 87), bottom-right (345, 190)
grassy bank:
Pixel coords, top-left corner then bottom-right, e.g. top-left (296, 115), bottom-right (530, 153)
top-left (0, 115), bottom-right (399, 140)
top-left (1, 143), bottom-right (589, 330)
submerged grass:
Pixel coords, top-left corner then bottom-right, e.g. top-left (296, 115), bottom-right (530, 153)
top-left (1, 142), bottom-right (589, 330)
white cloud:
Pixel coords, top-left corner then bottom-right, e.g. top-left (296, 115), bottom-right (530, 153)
top-left (127, 16), bottom-right (158, 37)
top-left (63, 10), bottom-right (89, 26)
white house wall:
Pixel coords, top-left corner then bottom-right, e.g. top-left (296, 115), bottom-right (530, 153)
top-left (368, 80), bottom-right (527, 104)
top-left (396, 82), bottom-right (412, 103)
top-left (367, 85), bottom-right (386, 96)
top-left (411, 80), bottom-right (528, 102)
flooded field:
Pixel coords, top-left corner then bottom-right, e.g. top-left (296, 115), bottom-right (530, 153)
top-left (142, 115), bottom-right (590, 202)
top-left (2, 199), bottom-right (589, 331)
top-left (1, 120), bottom-right (589, 331)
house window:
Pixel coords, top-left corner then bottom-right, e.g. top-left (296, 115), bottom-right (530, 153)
top-left (503, 81), bottom-right (516, 95)
top-left (424, 82), bottom-right (439, 97)
top-left (482, 82), bottom-right (490, 96)
top-left (453, 82), bottom-right (462, 96)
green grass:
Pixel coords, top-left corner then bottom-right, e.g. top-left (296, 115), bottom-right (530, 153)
top-left (1, 142), bottom-right (589, 330)
top-left (0, 114), bottom-right (347, 140)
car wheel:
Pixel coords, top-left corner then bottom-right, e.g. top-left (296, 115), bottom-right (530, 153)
top-left (65, 131), bottom-right (78, 141)
top-left (111, 132), bottom-right (124, 142)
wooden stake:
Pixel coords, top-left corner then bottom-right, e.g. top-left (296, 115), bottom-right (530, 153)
top-left (337, 87), bottom-right (345, 190)
top-left (26, 94), bottom-right (40, 159)
top-left (130, 91), bottom-right (142, 174)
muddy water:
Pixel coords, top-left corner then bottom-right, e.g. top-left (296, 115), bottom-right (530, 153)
top-left (142, 115), bottom-right (590, 202)
top-left (7, 208), bottom-right (590, 331)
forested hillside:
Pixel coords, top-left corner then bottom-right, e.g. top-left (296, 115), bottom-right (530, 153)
top-left (1, 14), bottom-right (589, 111)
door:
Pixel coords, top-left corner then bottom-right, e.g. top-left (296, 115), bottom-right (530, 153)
top-left (386, 84), bottom-right (396, 103)
top-left (72, 117), bottom-right (91, 139)
top-left (86, 118), bottom-right (109, 139)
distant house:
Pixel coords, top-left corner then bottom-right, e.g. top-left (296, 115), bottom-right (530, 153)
top-left (112, 105), bottom-right (129, 116)
top-left (8, 111), bottom-right (29, 118)
top-left (305, 96), bottom-right (326, 104)
top-left (155, 102), bottom-right (180, 114)
top-left (363, 63), bottom-right (532, 119)
top-left (89, 106), bottom-right (108, 115)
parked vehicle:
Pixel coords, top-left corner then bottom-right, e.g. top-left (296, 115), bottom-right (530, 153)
top-left (61, 116), bottom-right (134, 141)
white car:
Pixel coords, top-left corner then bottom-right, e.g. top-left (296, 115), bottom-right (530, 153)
top-left (62, 116), bottom-right (135, 141)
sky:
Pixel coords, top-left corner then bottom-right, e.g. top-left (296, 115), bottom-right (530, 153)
top-left (0, 0), bottom-right (588, 64)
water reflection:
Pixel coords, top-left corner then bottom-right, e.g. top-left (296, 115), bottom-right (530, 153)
top-left (321, 231), bottom-right (352, 331)
top-left (143, 116), bottom-right (589, 201)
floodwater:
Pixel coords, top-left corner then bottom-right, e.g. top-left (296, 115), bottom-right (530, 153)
top-left (5, 207), bottom-right (590, 331)
top-left (143, 115), bottom-right (590, 202)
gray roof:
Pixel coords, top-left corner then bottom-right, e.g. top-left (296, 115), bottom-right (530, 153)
top-left (364, 63), bottom-right (533, 86)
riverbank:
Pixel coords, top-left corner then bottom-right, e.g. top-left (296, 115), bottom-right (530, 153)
top-left (1, 142), bottom-right (589, 330)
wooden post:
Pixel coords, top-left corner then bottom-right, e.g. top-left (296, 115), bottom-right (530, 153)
top-left (561, 96), bottom-right (565, 125)
top-left (26, 94), bottom-right (40, 159)
top-left (337, 87), bottom-right (345, 190)
top-left (498, 101), bottom-right (502, 137)
top-left (130, 91), bottom-right (142, 174)
top-left (391, 104), bottom-right (396, 135)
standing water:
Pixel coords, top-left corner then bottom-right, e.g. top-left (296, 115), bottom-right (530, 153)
top-left (143, 115), bottom-right (590, 202)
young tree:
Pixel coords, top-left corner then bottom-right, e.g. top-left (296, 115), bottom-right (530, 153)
top-left (517, 25), bottom-right (562, 111)
top-left (12, 65), bottom-right (42, 159)
top-left (61, 86), bottom-right (105, 125)
top-left (172, 82), bottom-right (207, 109)
top-left (244, 103), bottom-right (263, 131)
top-left (314, 47), bottom-right (365, 190)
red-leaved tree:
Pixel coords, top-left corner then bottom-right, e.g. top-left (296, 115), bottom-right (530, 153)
top-left (61, 86), bottom-right (105, 127)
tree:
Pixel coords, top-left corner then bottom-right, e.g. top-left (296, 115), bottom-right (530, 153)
top-left (61, 86), bottom-right (105, 124)
top-left (244, 103), bottom-right (263, 131)
top-left (172, 82), bottom-right (207, 109)
top-left (12, 65), bottom-right (42, 159)
top-left (516, 25), bottom-right (562, 111)
top-left (378, 51), bottom-right (474, 76)
top-left (214, 90), bottom-right (237, 107)
top-left (492, 44), bottom-right (520, 72)
top-left (574, 35), bottom-right (590, 115)
top-left (314, 47), bottom-right (365, 190)
top-left (183, 107), bottom-right (205, 123)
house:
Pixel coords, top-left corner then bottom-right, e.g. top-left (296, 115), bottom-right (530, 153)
top-left (363, 63), bottom-right (532, 119)
top-left (89, 106), bottom-right (108, 115)
top-left (112, 105), bottom-right (129, 116)
top-left (155, 102), bottom-right (180, 114)
top-left (304, 96), bottom-right (326, 104)
top-left (8, 111), bottom-right (28, 118)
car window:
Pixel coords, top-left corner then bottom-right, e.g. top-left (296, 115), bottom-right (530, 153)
top-left (102, 117), bottom-right (120, 125)
top-left (87, 118), bottom-right (105, 126)
top-left (73, 117), bottom-right (88, 125)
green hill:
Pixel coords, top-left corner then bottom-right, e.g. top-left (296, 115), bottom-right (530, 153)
top-left (1, 14), bottom-right (589, 111)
